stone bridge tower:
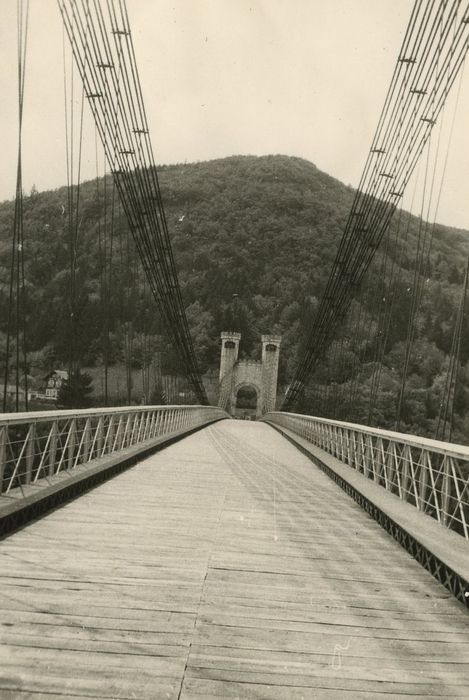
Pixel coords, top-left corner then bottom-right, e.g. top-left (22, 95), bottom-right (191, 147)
top-left (260, 335), bottom-right (282, 414)
top-left (218, 332), bottom-right (281, 417)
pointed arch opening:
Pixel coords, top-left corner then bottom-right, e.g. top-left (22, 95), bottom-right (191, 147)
top-left (234, 383), bottom-right (259, 419)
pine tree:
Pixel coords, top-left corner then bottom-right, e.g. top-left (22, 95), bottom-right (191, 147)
top-left (57, 371), bottom-right (94, 409)
top-left (150, 381), bottom-right (167, 405)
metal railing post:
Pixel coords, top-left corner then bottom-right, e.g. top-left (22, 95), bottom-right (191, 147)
top-left (441, 456), bottom-right (451, 527)
top-left (418, 451), bottom-right (429, 511)
top-left (0, 425), bottom-right (7, 494)
top-left (96, 417), bottom-right (104, 458)
top-left (82, 419), bottom-right (91, 463)
top-left (25, 424), bottom-right (36, 485)
top-left (49, 421), bottom-right (58, 476)
top-left (107, 416), bottom-right (116, 454)
top-left (67, 419), bottom-right (76, 470)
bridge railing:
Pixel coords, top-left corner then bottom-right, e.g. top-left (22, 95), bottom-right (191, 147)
top-left (0, 405), bottom-right (227, 498)
top-left (263, 412), bottom-right (469, 539)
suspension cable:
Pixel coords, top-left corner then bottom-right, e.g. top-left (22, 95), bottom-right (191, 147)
top-left (3, 0), bottom-right (30, 412)
top-left (57, 0), bottom-right (209, 404)
top-left (283, 0), bottom-right (469, 411)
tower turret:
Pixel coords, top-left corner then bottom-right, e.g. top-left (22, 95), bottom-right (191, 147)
top-left (260, 335), bottom-right (282, 414)
top-left (219, 331), bottom-right (241, 381)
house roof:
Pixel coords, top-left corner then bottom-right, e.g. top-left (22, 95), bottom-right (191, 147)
top-left (44, 369), bottom-right (69, 381)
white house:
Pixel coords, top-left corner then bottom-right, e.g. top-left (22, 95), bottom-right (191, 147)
top-left (43, 370), bottom-right (69, 400)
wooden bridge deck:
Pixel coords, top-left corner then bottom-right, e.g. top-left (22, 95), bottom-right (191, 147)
top-left (1, 420), bottom-right (468, 699)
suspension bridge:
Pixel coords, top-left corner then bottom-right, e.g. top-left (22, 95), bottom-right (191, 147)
top-left (1, 1), bottom-right (469, 698)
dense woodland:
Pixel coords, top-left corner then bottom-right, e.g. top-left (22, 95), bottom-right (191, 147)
top-left (1, 155), bottom-right (469, 440)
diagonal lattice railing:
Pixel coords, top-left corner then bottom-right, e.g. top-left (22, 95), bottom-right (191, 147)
top-left (0, 405), bottom-right (227, 498)
top-left (263, 412), bottom-right (469, 539)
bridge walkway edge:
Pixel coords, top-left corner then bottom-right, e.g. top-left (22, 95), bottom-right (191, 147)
top-left (0, 417), bottom-right (226, 540)
top-left (265, 420), bottom-right (469, 607)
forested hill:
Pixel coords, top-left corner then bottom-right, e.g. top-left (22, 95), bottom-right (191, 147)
top-left (1, 155), bottom-right (469, 435)
top-left (0, 154), bottom-right (359, 377)
top-left (160, 155), bottom-right (360, 373)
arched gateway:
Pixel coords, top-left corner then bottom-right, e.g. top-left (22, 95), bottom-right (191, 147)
top-left (218, 332), bottom-right (281, 417)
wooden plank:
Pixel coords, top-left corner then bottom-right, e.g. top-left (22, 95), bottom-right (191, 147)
top-left (179, 677), bottom-right (462, 699)
top-left (0, 663), bottom-right (180, 699)
top-left (186, 665), bottom-right (469, 696)
top-left (0, 608), bottom-right (195, 633)
top-left (188, 643), bottom-right (469, 674)
top-left (196, 598), bottom-right (463, 627)
top-left (195, 610), bottom-right (468, 642)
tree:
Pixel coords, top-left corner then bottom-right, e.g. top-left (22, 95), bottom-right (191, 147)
top-left (57, 371), bottom-right (94, 409)
top-left (150, 381), bottom-right (166, 405)
top-left (185, 301), bottom-right (218, 370)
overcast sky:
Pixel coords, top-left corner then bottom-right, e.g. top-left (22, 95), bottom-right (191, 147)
top-left (0, 0), bottom-right (467, 229)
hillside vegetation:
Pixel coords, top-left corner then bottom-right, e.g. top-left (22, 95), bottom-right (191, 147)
top-left (1, 155), bottom-right (468, 438)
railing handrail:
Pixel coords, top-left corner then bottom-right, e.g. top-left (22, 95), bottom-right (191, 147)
top-left (0, 404), bottom-right (212, 426)
top-left (267, 411), bottom-right (469, 460)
